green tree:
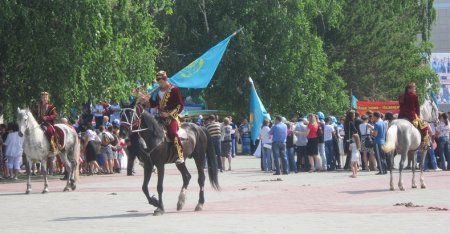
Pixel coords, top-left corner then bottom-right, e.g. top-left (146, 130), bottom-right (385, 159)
top-left (0, 0), bottom-right (167, 120)
top-left (156, 0), bottom-right (349, 118)
top-left (325, 0), bottom-right (438, 102)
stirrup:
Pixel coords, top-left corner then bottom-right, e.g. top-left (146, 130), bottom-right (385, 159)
top-left (175, 159), bottom-right (184, 164)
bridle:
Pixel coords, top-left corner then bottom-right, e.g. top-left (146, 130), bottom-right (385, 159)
top-left (120, 105), bottom-right (148, 133)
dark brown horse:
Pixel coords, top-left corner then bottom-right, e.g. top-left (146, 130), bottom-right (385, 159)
top-left (121, 106), bottom-right (220, 216)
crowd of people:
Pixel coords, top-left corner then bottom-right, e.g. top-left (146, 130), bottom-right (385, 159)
top-left (1, 82), bottom-right (449, 181)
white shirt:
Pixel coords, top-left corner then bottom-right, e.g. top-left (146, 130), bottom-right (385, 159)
top-left (85, 129), bottom-right (97, 142)
top-left (260, 126), bottom-right (272, 144)
top-left (436, 122), bottom-right (450, 138)
top-left (158, 90), bottom-right (166, 100)
top-left (4, 132), bottom-right (24, 157)
top-left (324, 124), bottom-right (334, 141)
top-left (359, 122), bottom-right (372, 135)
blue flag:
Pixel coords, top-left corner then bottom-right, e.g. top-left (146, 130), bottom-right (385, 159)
top-left (249, 78), bottom-right (270, 144)
top-left (351, 95), bottom-right (358, 109)
top-left (429, 90), bottom-right (440, 108)
top-left (169, 32), bottom-right (237, 88)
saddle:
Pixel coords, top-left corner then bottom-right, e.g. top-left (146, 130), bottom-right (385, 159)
top-left (164, 128), bottom-right (188, 143)
top-left (42, 124), bottom-right (66, 151)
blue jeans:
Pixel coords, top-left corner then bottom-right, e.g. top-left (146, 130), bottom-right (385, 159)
top-left (324, 140), bottom-right (335, 170)
top-left (231, 137), bottom-right (236, 157)
top-left (262, 144), bottom-right (272, 172)
top-left (272, 142), bottom-right (288, 174)
top-left (287, 146), bottom-right (297, 173)
top-left (374, 143), bottom-right (387, 173)
top-left (438, 136), bottom-right (450, 170)
top-left (318, 142), bottom-right (327, 170)
top-left (421, 148), bottom-right (438, 170)
top-left (212, 136), bottom-right (222, 170)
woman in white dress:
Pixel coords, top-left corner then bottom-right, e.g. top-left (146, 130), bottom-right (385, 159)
top-left (350, 133), bottom-right (361, 178)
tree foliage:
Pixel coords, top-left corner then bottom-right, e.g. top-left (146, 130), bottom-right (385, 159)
top-left (0, 0), bottom-right (438, 121)
top-left (0, 0), bottom-right (168, 119)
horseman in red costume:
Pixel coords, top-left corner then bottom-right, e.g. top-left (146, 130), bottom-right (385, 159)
top-left (31, 91), bottom-right (58, 153)
top-left (149, 71), bottom-right (185, 164)
top-left (398, 83), bottom-right (430, 149)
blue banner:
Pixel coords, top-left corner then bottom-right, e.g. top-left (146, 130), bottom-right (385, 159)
top-left (169, 32), bottom-right (237, 88)
top-left (352, 95), bottom-right (358, 109)
top-left (249, 78), bottom-right (270, 144)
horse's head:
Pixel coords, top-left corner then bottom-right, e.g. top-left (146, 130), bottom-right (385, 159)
top-left (120, 104), bottom-right (145, 137)
top-left (420, 97), bottom-right (439, 125)
top-left (16, 108), bottom-right (29, 137)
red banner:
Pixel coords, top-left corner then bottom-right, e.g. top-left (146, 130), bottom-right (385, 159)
top-left (356, 101), bottom-right (399, 115)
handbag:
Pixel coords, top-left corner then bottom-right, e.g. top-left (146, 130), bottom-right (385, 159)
top-left (364, 124), bottom-right (374, 148)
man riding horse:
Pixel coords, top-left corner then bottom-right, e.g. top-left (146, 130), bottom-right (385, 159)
top-left (31, 91), bottom-right (58, 153)
top-left (149, 70), bottom-right (185, 164)
top-left (398, 83), bottom-right (430, 149)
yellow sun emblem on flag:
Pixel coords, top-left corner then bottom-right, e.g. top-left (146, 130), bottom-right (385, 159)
top-left (180, 58), bottom-right (204, 78)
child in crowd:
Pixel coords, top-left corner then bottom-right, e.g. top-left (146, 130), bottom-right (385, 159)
top-left (350, 133), bottom-right (361, 178)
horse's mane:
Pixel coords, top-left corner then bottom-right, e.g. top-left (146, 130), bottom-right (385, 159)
top-left (141, 112), bottom-right (165, 139)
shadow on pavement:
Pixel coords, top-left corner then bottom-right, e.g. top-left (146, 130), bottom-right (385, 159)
top-left (52, 212), bottom-right (151, 221)
top-left (339, 189), bottom-right (389, 194)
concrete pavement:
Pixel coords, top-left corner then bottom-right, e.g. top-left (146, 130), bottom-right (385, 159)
top-left (1, 156), bottom-right (449, 234)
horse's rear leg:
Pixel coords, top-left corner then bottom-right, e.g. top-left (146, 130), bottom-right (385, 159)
top-left (153, 165), bottom-right (165, 216)
top-left (63, 155), bottom-right (73, 192)
top-left (176, 163), bottom-right (192, 211)
top-left (194, 157), bottom-right (206, 211)
top-left (41, 160), bottom-right (49, 194)
top-left (411, 151), bottom-right (418, 189)
top-left (418, 149), bottom-right (427, 189)
top-left (398, 151), bottom-right (407, 191)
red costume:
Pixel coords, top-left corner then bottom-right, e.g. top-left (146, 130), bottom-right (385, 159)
top-left (398, 92), bottom-right (420, 121)
top-left (150, 84), bottom-right (184, 161)
top-left (398, 88), bottom-right (429, 148)
top-left (31, 100), bottom-right (58, 151)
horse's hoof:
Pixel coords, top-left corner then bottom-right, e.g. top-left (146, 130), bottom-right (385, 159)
top-left (412, 185), bottom-right (417, 189)
top-left (177, 194), bottom-right (186, 211)
top-left (25, 190), bottom-right (31, 194)
top-left (42, 189), bottom-right (49, 194)
top-left (390, 187), bottom-right (395, 191)
top-left (153, 208), bottom-right (164, 216)
top-left (195, 204), bottom-right (203, 212)
top-left (421, 184), bottom-right (427, 189)
top-left (63, 187), bottom-right (70, 192)
top-left (71, 184), bottom-right (77, 191)
top-left (399, 187), bottom-right (405, 191)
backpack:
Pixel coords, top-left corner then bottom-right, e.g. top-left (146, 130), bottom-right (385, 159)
top-left (101, 132), bottom-right (112, 145)
top-left (317, 122), bottom-right (325, 143)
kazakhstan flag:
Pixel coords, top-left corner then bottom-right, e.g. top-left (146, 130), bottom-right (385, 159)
top-left (169, 32), bottom-right (237, 88)
top-left (249, 77), bottom-right (271, 144)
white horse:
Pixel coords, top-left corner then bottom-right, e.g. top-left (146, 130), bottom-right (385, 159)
top-left (16, 108), bottom-right (80, 194)
top-left (382, 97), bottom-right (439, 191)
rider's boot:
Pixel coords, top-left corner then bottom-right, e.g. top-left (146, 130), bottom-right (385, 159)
top-left (174, 137), bottom-right (184, 164)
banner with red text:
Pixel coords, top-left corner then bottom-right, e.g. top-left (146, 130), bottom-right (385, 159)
top-left (356, 101), bottom-right (399, 115)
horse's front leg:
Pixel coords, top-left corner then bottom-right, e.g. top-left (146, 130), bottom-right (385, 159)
top-left (25, 159), bottom-right (32, 194)
top-left (176, 162), bottom-right (192, 211)
top-left (142, 162), bottom-right (158, 207)
top-left (411, 151), bottom-right (418, 189)
top-left (419, 149), bottom-right (427, 189)
top-left (153, 165), bottom-right (165, 216)
top-left (41, 159), bottom-right (49, 194)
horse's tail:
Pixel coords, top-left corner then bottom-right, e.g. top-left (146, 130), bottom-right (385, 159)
top-left (204, 128), bottom-right (220, 191)
top-left (73, 131), bottom-right (81, 182)
top-left (382, 124), bottom-right (397, 153)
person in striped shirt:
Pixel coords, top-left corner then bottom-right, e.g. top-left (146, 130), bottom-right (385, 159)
top-left (206, 115), bottom-right (223, 172)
